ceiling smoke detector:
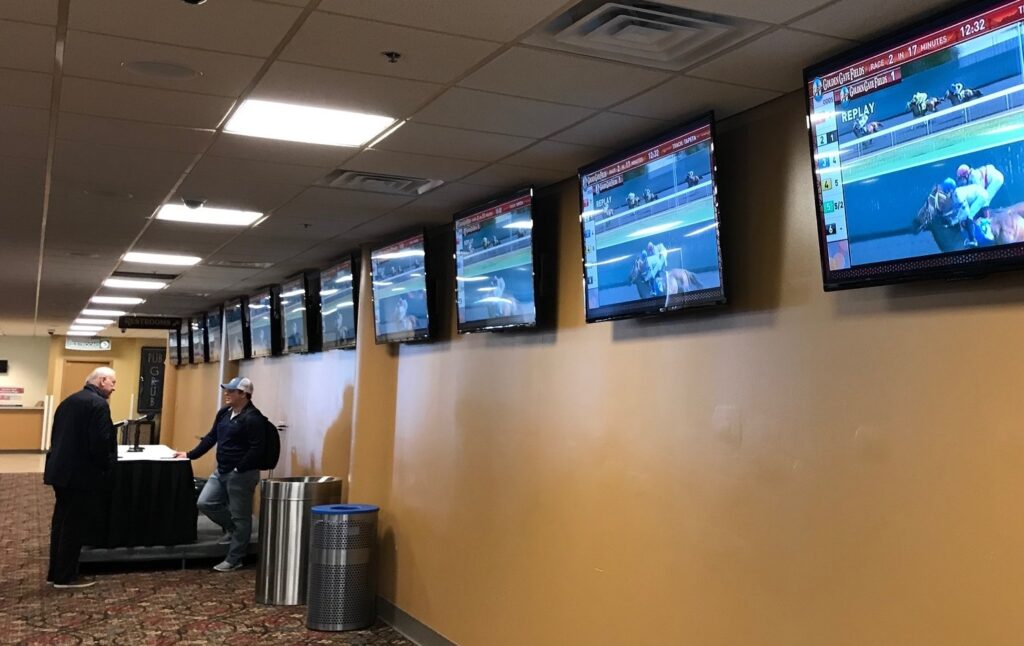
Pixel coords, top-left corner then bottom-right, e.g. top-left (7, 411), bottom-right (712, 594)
top-left (524, 0), bottom-right (766, 71)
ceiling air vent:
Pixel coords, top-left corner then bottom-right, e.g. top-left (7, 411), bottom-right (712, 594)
top-left (523, 0), bottom-right (766, 71)
top-left (204, 260), bottom-right (274, 269)
top-left (316, 170), bottom-right (444, 197)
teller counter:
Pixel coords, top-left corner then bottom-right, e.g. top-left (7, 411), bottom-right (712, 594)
top-left (0, 408), bottom-right (44, 450)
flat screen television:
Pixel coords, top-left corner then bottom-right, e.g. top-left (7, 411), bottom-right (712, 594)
top-left (206, 306), bottom-right (222, 363)
top-left (454, 187), bottom-right (539, 332)
top-left (190, 316), bottom-right (207, 364)
top-left (370, 232), bottom-right (432, 344)
top-left (248, 289), bottom-right (274, 358)
top-left (805, 0), bottom-right (1024, 290)
top-left (320, 257), bottom-right (358, 350)
top-left (225, 298), bottom-right (249, 361)
top-left (579, 112), bottom-right (726, 322)
top-left (168, 326), bottom-right (181, 366)
top-left (279, 275), bottom-right (309, 354)
top-left (179, 319), bottom-right (193, 365)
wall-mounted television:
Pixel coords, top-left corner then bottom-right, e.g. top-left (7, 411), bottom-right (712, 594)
top-left (168, 326), bottom-right (181, 367)
top-left (190, 316), bottom-right (207, 364)
top-left (370, 232), bottom-right (432, 344)
top-left (206, 306), bottom-right (222, 363)
top-left (248, 289), bottom-right (274, 358)
top-left (225, 298), bottom-right (249, 361)
top-left (320, 257), bottom-right (358, 350)
top-left (454, 188), bottom-right (539, 333)
top-left (579, 112), bottom-right (726, 322)
top-left (179, 319), bottom-right (193, 365)
top-left (805, 0), bottom-right (1024, 290)
top-left (279, 275), bottom-right (309, 355)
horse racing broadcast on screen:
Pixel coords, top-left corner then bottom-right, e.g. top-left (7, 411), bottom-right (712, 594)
top-left (807, 0), bottom-right (1024, 289)
top-left (579, 113), bottom-right (726, 322)
top-left (370, 233), bottom-right (431, 344)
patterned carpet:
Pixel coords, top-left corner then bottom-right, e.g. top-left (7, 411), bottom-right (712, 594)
top-left (0, 473), bottom-right (413, 645)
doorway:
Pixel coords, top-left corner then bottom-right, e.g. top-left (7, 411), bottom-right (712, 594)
top-left (60, 360), bottom-right (113, 402)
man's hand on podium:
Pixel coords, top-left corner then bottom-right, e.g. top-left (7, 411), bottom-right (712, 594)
top-left (172, 451), bottom-right (188, 459)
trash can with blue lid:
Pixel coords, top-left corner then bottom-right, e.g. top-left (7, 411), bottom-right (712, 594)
top-left (305, 504), bottom-right (380, 631)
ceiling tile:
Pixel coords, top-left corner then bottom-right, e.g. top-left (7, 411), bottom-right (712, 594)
top-left (502, 140), bottom-right (611, 174)
top-left (0, 156), bottom-right (46, 194)
top-left (460, 47), bottom-right (670, 109)
top-left (0, 0), bottom-right (58, 24)
top-left (275, 187), bottom-right (412, 222)
top-left (207, 133), bottom-right (357, 168)
top-left (69, 0), bottom-right (302, 57)
top-left (686, 29), bottom-right (851, 92)
top-left (460, 163), bottom-right (570, 190)
top-left (189, 155), bottom-right (333, 188)
top-left (61, 77), bottom-right (234, 128)
top-left (175, 174), bottom-right (306, 214)
top-left (253, 61), bottom-right (442, 118)
top-left (52, 140), bottom-right (196, 192)
top-left (613, 76), bottom-right (781, 121)
top-left (133, 220), bottom-right (239, 256)
top-left (344, 149), bottom-right (485, 183)
top-left (212, 236), bottom-right (321, 263)
top-left (667, 0), bottom-right (836, 23)
top-left (3, 133), bottom-right (47, 160)
top-left (57, 113), bottom-right (215, 154)
top-left (0, 104), bottom-right (48, 138)
top-left (414, 88), bottom-right (594, 138)
top-left (282, 12), bottom-right (500, 84)
top-left (0, 19), bottom-right (55, 73)
top-left (549, 111), bottom-right (670, 148)
top-left (791, 0), bottom-right (961, 41)
top-left (375, 122), bottom-right (534, 162)
top-left (64, 30), bottom-right (264, 97)
top-left (318, 0), bottom-right (568, 41)
top-left (0, 68), bottom-right (51, 109)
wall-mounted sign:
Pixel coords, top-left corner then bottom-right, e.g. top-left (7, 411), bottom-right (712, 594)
top-left (64, 337), bottom-right (112, 352)
top-left (0, 386), bottom-right (23, 407)
top-left (117, 315), bottom-right (181, 330)
top-left (138, 346), bottom-right (166, 414)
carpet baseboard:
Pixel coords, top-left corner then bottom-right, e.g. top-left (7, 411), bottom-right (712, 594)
top-left (377, 596), bottom-right (457, 646)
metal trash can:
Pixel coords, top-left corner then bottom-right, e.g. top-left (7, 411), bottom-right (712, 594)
top-left (306, 504), bottom-right (380, 631)
top-left (256, 476), bottom-right (343, 605)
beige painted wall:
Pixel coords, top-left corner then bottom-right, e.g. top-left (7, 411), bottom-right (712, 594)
top-left (170, 91), bottom-right (1024, 645)
top-left (0, 336), bottom-right (50, 408)
top-left (47, 335), bottom-right (168, 422)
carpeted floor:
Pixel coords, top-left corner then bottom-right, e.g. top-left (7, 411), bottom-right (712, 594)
top-left (0, 473), bottom-right (413, 645)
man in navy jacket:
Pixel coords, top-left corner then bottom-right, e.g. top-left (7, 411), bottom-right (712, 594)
top-left (44, 367), bottom-right (117, 588)
top-left (174, 377), bottom-right (265, 572)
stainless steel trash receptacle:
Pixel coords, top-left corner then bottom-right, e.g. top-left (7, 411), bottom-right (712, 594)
top-left (306, 504), bottom-right (380, 631)
top-left (256, 476), bottom-right (342, 605)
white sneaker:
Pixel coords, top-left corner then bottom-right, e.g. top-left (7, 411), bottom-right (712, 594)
top-left (53, 579), bottom-right (97, 589)
top-left (217, 533), bottom-right (232, 545)
top-left (212, 560), bottom-right (243, 572)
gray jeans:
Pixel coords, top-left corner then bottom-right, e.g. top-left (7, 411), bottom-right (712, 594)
top-left (197, 468), bottom-right (260, 565)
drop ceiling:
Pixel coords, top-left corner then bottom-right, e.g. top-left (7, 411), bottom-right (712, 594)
top-left (0, 0), bottom-right (960, 336)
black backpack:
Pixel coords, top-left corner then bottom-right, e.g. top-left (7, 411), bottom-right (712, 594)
top-left (259, 416), bottom-right (281, 470)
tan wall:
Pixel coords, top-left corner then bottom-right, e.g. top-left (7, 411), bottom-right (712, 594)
top-left (0, 336), bottom-right (50, 407)
top-left (47, 335), bottom-right (168, 422)
top-left (164, 361), bottom-right (235, 476)
top-left (169, 91), bottom-right (1024, 645)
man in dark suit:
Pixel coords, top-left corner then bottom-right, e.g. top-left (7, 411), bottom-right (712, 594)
top-left (44, 367), bottom-right (117, 589)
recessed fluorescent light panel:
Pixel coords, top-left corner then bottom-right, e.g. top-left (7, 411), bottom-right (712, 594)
top-left (75, 318), bottom-right (114, 326)
top-left (103, 278), bottom-right (167, 290)
top-left (66, 331), bottom-right (98, 337)
top-left (225, 99), bottom-right (396, 147)
top-left (91, 296), bottom-right (146, 305)
top-left (123, 251), bottom-right (201, 266)
top-left (156, 204), bottom-right (263, 227)
top-left (69, 325), bottom-right (104, 332)
top-left (81, 309), bottom-right (126, 316)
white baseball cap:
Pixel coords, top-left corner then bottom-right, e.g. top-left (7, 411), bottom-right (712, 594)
top-left (221, 377), bottom-right (253, 394)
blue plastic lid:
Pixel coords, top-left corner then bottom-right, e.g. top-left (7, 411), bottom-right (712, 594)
top-left (311, 503), bottom-right (380, 515)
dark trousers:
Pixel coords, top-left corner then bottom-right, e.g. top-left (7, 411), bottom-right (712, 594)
top-left (48, 486), bottom-right (92, 584)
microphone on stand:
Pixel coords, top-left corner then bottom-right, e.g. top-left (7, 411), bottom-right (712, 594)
top-left (126, 414), bottom-right (153, 453)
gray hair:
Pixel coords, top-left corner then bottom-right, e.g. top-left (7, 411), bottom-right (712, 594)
top-left (85, 367), bottom-right (116, 386)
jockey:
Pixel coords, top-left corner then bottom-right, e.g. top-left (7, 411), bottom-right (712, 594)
top-left (957, 163), bottom-right (1003, 204)
top-left (942, 177), bottom-right (992, 247)
top-left (685, 171), bottom-right (700, 188)
top-left (642, 241), bottom-right (668, 295)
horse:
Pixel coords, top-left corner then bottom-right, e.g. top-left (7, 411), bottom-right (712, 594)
top-left (628, 255), bottom-right (656, 299)
top-left (663, 268), bottom-right (704, 308)
top-left (985, 204), bottom-right (1024, 244)
top-left (914, 184), bottom-right (967, 252)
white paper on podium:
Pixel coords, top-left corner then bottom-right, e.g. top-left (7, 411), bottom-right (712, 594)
top-left (117, 444), bottom-right (182, 462)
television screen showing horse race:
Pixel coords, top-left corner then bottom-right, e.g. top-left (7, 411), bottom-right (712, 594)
top-left (807, 0), bottom-right (1024, 289)
top-left (579, 113), bottom-right (726, 322)
top-left (279, 277), bottom-right (308, 354)
top-left (225, 299), bottom-right (247, 361)
top-left (248, 290), bottom-right (273, 358)
top-left (206, 307), bottom-right (222, 363)
top-left (371, 233), bottom-right (431, 344)
top-left (320, 259), bottom-right (357, 350)
top-left (454, 188), bottom-right (537, 332)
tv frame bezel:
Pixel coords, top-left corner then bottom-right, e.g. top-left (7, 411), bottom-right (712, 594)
top-left (224, 297), bottom-right (250, 361)
top-left (803, 0), bottom-right (1024, 291)
top-left (576, 110), bottom-right (727, 323)
top-left (453, 186), bottom-right (540, 334)
top-left (369, 229), bottom-right (434, 345)
top-left (319, 255), bottom-right (360, 351)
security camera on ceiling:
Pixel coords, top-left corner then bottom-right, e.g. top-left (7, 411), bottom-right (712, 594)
top-left (182, 198), bottom-right (206, 210)
top-left (180, 0), bottom-right (208, 5)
